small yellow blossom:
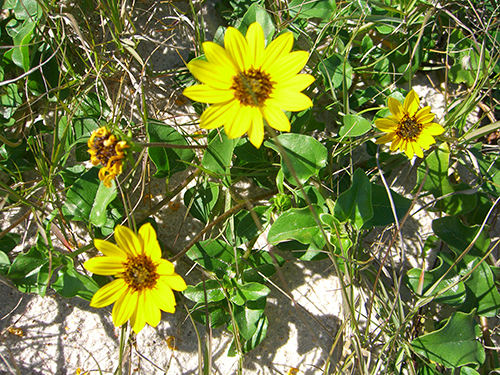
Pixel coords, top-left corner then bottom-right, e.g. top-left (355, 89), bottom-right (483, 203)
top-left (375, 90), bottom-right (445, 158)
top-left (87, 127), bottom-right (129, 187)
top-left (84, 223), bottom-right (187, 333)
top-left (183, 22), bottom-right (314, 148)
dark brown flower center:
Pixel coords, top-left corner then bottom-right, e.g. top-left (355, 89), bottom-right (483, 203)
top-left (231, 68), bottom-right (275, 107)
top-left (397, 115), bottom-right (422, 140)
top-left (123, 254), bottom-right (159, 291)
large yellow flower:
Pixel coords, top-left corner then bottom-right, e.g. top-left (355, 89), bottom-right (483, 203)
top-left (88, 127), bottom-right (129, 187)
top-left (183, 22), bottom-right (314, 148)
top-left (84, 223), bottom-right (187, 333)
top-left (375, 90), bottom-right (445, 158)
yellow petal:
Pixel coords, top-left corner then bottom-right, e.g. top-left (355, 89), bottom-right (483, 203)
top-left (375, 132), bottom-right (396, 144)
top-left (94, 239), bottom-right (127, 259)
top-left (412, 142), bottom-right (424, 158)
top-left (112, 289), bottom-right (138, 328)
top-left (268, 91), bottom-right (312, 112)
top-left (390, 137), bottom-right (402, 151)
top-left (404, 90), bottom-right (420, 116)
top-left (262, 32), bottom-right (293, 71)
top-left (90, 279), bottom-right (127, 308)
top-left (224, 27), bottom-right (250, 72)
top-left (129, 300), bottom-right (145, 334)
top-left (274, 74), bottom-right (315, 92)
top-left (245, 22), bottom-right (265, 67)
top-left (247, 108), bottom-right (264, 148)
top-left (156, 258), bottom-right (175, 276)
top-left (84, 256), bottom-right (126, 275)
top-left (203, 41), bottom-right (238, 71)
top-left (262, 106), bottom-right (290, 132)
top-left (114, 225), bottom-right (141, 257)
top-left (267, 51), bottom-right (309, 82)
top-left (161, 273), bottom-right (187, 292)
top-left (424, 122), bottom-right (445, 136)
top-left (225, 105), bottom-right (252, 139)
top-left (187, 60), bottom-right (234, 90)
top-left (200, 101), bottom-right (239, 130)
top-left (415, 108), bottom-right (435, 124)
top-left (153, 281), bottom-right (176, 313)
top-left (388, 97), bottom-right (403, 119)
top-left (143, 290), bottom-right (161, 327)
top-left (416, 133), bottom-right (435, 149)
top-left (183, 85), bottom-right (234, 104)
top-left (375, 118), bottom-right (398, 132)
top-left (138, 223), bottom-right (161, 261)
top-left (404, 140), bottom-right (414, 158)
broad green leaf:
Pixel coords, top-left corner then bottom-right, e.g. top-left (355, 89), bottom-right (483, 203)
top-left (7, 18), bottom-right (35, 71)
top-left (0, 251), bottom-right (10, 275)
top-left (417, 145), bottom-right (476, 215)
top-left (268, 206), bottom-right (325, 250)
top-left (234, 298), bottom-right (266, 340)
top-left (460, 261), bottom-right (500, 317)
top-left (202, 130), bottom-right (237, 186)
top-left (147, 119), bottom-right (195, 180)
top-left (230, 282), bottom-right (271, 305)
top-left (339, 114), bottom-right (372, 137)
top-left (334, 168), bottom-right (373, 228)
top-left (89, 182), bottom-right (117, 227)
top-left (7, 246), bottom-right (47, 280)
top-left (242, 251), bottom-right (284, 283)
top-left (432, 216), bottom-right (490, 259)
top-left (52, 258), bottom-right (99, 301)
top-left (362, 184), bottom-right (412, 229)
top-left (62, 168), bottom-right (100, 222)
top-left (235, 205), bottom-right (269, 244)
top-left (264, 134), bottom-right (327, 186)
top-left (184, 182), bottom-right (219, 224)
top-left (238, 3), bottom-right (275, 44)
top-left (406, 253), bottom-right (466, 306)
top-left (6, 0), bottom-right (42, 20)
top-left (183, 280), bottom-right (226, 304)
top-left (0, 232), bottom-right (21, 253)
top-left (411, 310), bottom-right (485, 368)
top-left (191, 303), bottom-right (230, 329)
top-left (187, 239), bottom-right (241, 278)
top-left (242, 315), bottom-right (268, 354)
top-left (1, 83), bottom-right (22, 119)
top-left (288, 0), bottom-right (336, 19)
top-left (318, 53), bottom-right (353, 90)
top-left (75, 93), bottom-right (111, 118)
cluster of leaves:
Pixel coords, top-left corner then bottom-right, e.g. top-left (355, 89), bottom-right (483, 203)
top-left (1, 0), bottom-right (500, 374)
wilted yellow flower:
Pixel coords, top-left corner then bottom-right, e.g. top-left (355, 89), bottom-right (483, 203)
top-left (84, 223), bottom-right (187, 333)
top-left (375, 90), bottom-right (445, 158)
top-left (87, 127), bottom-right (129, 187)
top-left (183, 22), bottom-right (314, 148)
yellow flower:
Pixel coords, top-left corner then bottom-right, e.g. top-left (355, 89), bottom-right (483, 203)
top-left (87, 127), bottom-right (129, 187)
top-left (183, 22), bottom-right (314, 148)
top-left (375, 90), bottom-right (445, 158)
top-left (84, 223), bottom-right (187, 333)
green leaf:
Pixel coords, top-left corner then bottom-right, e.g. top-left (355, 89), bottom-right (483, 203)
top-left (147, 119), bottom-right (195, 180)
top-left (235, 205), bottom-right (269, 244)
top-left (241, 315), bottom-right (268, 354)
top-left (264, 134), bottom-right (327, 186)
top-left (230, 282), bottom-right (270, 305)
top-left (288, 0), bottom-right (336, 19)
top-left (1, 83), bottom-right (22, 119)
top-left (191, 303), bottom-right (230, 329)
top-left (0, 232), bottom-right (21, 253)
top-left (318, 53), bottom-right (353, 91)
top-left (187, 239), bottom-right (241, 278)
top-left (7, 18), bottom-right (35, 71)
top-left (6, 0), bottom-right (42, 20)
top-left (202, 130), bottom-right (237, 186)
top-left (411, 310), bottom-right (485, 368)
top-left (183, 279), bottom-right (226, 304)
top-left (334, 168), bottom-right (373, 228)
top-left (417, 145), bottom-right (476, 215)
top-left (361, 184), bottom-right (411, 229)
top-left (406, 253), bottom-right (466, 306)
top-left (242, 251), bottom-right (284, 283)
top-left (268, 206), bottom-right (325, 250)
top-left (0, 251), bottom-right (10, 275)
top-left (62, 167), bottom-right (100, 222)
top-left (234, 298), bottom-right (266, 340)
top-left (460, 261), bottom-right (500, 317)
top-left (432, 216), bottom-right (490, 259)
top-left (339, 114), bottom-right (372, 137)
top-left (184, 182), bottom-right (219, 224)
top-left (52, 258), bottom-right (100, 301)
top-left (238, 3), bottom-right (275, 44)
top-left (89, 182), bottom-right (117, 227)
